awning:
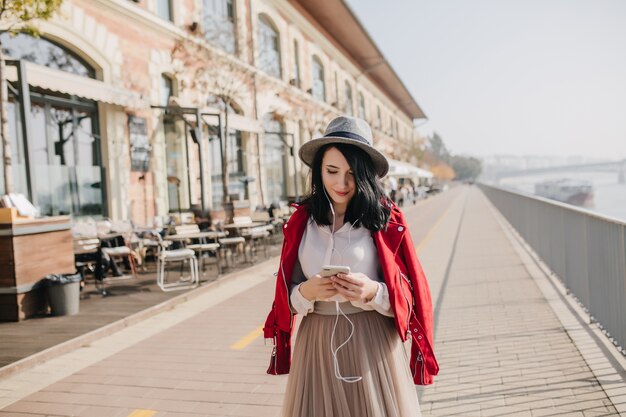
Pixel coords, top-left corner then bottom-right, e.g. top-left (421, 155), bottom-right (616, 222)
top-left (388, 158), bottom-right (433, 179)
top-left (6, 61), bottom-right (145, 109)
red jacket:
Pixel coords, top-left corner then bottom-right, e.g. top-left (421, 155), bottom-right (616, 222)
top-left (263, 202), bottom-right (439, 385)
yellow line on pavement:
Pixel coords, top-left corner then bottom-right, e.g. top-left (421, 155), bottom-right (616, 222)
top-left (416, 198), bottom-right (456, 254)
top-left (231, 325), bottom-right (264, 350)
top-left (126, 410), bottom-right (157, 417)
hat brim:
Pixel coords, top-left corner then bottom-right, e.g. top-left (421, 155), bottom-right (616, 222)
top-left (298, 136), bottom-right (389, 178)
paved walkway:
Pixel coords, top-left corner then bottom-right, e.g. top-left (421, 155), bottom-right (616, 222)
top-left (0, 186), bottom-right (624, 416)
top-left (417, 187), bottom-right (625, 416)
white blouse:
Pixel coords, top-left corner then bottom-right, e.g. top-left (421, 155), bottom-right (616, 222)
top-left (289, 218), bottom-right (393, 317)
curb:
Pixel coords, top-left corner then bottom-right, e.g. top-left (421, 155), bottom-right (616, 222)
top-left (0, 256), bottom-right (278, 381)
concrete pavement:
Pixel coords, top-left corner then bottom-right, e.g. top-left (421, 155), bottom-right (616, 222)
top-left (1, 186), bottom-right (624, 416)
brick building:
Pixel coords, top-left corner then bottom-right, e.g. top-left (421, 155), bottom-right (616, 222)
top-left (0, 0), bottom-right (426, 224)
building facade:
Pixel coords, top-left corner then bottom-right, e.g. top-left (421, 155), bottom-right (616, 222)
top-left (0, 0), bottom-right (426, 224)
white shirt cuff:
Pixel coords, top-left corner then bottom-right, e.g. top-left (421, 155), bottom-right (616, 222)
top-left (290, 283), bottom-right (315, 316)
top-left (351, 282), bottom-right (394, 317)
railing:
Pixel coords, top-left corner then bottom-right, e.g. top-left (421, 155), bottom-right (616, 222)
top-left (479, 183), bottom-right (626, 355)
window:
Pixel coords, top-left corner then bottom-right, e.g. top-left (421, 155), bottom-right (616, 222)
top-left (263, 113), bottom-right (286, 204)
top-left (8, 99), bottom-right (104, 216)
top-left (358, 93), bottom-right (366, 120)
top-left (293, 40), bottom-right (301, 87)
top-left (208, 100), bottom-right (246, 207)
top-left (258, 15), bottom-right (282, 78)
top-left (203, 0), bottom-right (236, 54)
top-left (377, 106), bottom-right (382, 130)
top-left (2, 34), bottom-right (105, 216)
top-left (311, 55), bottom-right (325, 101)
top-left (160, 75), bottom-right (173, 107)
top-left (0, 33), bottom-right (95, 78)
top-left (344, 81), bottom-right (353, 116)
top-left (156, 0), bottom-right (173, 22)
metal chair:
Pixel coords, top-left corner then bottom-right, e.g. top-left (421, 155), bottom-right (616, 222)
top-left (241, 226), bottom-right (271, 260)
top-left (173, 224), bottom-right (222, 275)
top-left (153, 233), bottom-right (199, 292)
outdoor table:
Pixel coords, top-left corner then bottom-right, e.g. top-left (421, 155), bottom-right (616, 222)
top-left (164, 231), bottom-right (226, 242)
top-left (222, 222), bottom-right (266, 231)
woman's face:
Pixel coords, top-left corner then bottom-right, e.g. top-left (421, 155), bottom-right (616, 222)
top-left (321, 146), bottom-right (356, 207)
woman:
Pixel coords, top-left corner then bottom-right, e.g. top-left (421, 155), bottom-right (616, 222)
top-left (264, 116), bottom-right (438, 417)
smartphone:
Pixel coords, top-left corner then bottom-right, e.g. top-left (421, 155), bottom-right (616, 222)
top-left (321, 265), bottom-right (351, 277)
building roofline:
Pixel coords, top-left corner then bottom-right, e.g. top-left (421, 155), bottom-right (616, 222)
top-left (290, 0), bottom-right (427, 121)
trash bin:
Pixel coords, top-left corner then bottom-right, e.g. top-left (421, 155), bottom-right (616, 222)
top-left (44, 273), bottom-right (82, 316)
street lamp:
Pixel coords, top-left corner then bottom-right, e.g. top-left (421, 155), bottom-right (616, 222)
top-left (265, 131), bottom-right (299, 203)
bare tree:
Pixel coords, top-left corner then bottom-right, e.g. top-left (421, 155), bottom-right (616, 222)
top-left (171, 36), bottom-right (255, 205)
top-left (0, 0), bottom-right (63, 194)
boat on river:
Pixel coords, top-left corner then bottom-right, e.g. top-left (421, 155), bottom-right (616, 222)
top-left (534, 179), bottom-right (594, 207)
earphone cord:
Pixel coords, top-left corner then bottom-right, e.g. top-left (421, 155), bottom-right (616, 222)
top-left (323, 186), bottom-right (362, 383)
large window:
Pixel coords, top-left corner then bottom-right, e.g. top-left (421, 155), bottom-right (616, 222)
top-left (311, 55), bottom-right (325, 102)
top-left (209, 101), bottom-right (246, 207)
top-left (164, 118), bottom-right (191, 212)
top-left (2, 34), bottom-right (105, 217)
top-left (263, 114), bottom-right (286, 204)
top-left (8, 99), bottom-right (103, 216)
top-left (344, 81), bottom-right (353, 116)
top-left (203, 0), bottom-right (236, 54)
top-left (258, 15), bottom-right (282, 78)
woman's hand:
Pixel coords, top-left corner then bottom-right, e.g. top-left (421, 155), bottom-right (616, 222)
top-left (330, 272), bottom-right (379, 302)
top-left (299, 274), bottom-right (338, 301)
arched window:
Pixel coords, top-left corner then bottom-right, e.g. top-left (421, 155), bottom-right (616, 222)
top-left (311, 55), bottom-right (325, 102)
top-left (203, 0), bottom-right (236, 54)
top-left (0, 33), bottom-right (95, 78)
top-left (358, 92), bottom-right (366, 120)
top-left (344, 81), bottom-right (353, 116)
top-left (1, 34), bottom-right (104, 217)
top-left (160, 74), bottom-right (174, 107)
top-left (258, 15), bottom-right (282, 78)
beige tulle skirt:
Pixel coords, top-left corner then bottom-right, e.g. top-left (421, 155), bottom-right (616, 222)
top-left (281, 303), bottom-right (422, 417)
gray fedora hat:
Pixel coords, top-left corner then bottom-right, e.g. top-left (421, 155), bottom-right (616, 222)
top-left (299, 116), bottom-right (389, 177)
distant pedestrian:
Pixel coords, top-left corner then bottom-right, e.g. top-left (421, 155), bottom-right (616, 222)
top-left (388, 175), bottom-right (398, 203)
top-left (263, 116), bottom-right (438, 417)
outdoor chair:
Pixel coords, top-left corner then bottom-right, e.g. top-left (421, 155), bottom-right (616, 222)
top-left (101, 219), bottom-right (138, 280)
top-left (173, 224), bottom-right (222, 275)
top-left (72, 236), bottom-right (101, 291)
top-left (134, 229), bottom-right (164, 272)
top-left (241, 226), bottom-right (271, 260)
top-left (72, 220), bottom-right (109, 295)
top-left (153, 232), bottom-right (199, 292)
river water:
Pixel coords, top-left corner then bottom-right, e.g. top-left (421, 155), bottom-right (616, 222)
top-left (498, 171), bottom-right (626, 223)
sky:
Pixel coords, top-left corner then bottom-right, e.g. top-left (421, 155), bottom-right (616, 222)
top-left (345, 0), bottom-right (626, 161)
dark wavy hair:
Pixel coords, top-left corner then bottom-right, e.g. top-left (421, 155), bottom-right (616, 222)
top-left (301, 143), bottom-right (391, 231)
